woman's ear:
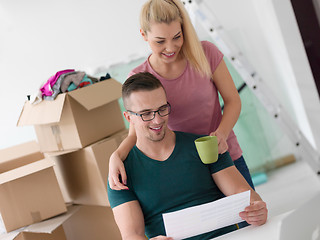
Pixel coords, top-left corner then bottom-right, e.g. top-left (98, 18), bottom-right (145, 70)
top-left (140, 29), bottom-right (148, 41)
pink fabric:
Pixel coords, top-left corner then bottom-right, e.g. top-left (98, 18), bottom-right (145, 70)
top-left (40, 69), bottom-right (74, 97)
top-left (129, 41), bottom-right (242, 160)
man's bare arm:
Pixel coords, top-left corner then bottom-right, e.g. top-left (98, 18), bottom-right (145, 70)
top-left (113, 201), bottom-right (146, 240)
top-left (212, 166), bottom-right (268, 225)
top-left (112, 200), bottom-right (173, 240)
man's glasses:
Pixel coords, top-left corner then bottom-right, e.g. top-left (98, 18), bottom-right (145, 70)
top-left (127, 102), bottom-right (171, 122)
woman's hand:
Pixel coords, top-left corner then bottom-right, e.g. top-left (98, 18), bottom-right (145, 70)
top-left (210, 130), bottom-right (228, 154)
top-left (108, 151), bottom-right (129, 190)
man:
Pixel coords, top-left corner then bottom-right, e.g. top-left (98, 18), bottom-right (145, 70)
top-left (107, 72), bottom-right (268, 240)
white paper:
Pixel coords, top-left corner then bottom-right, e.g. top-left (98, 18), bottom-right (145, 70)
top-left (163, 190), bottom-right (250, 240)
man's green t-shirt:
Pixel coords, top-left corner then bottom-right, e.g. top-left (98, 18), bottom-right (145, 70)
top-left (107, 131), bottom-right (237, 239)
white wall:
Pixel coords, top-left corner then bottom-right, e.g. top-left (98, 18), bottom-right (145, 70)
top-left (0, 0), bottom-right (148, 149)
top-left (1, 0), bottom-right (320, 154)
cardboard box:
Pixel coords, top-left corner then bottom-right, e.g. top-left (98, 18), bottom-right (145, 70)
top-left (13, 226), bottom-right (66, 240)
top-left (0, 141), bottom-right (67, 232)
top-left (0, 205), bottom-right (122, 240)
top-left (48, 129), bottom-right (128, 206)
top-left (63, 205), bottom-right (122, 240)
top-left (17, 78), bottom-right (125, 152)
top-left (0, 205), bottom-right (79, 240)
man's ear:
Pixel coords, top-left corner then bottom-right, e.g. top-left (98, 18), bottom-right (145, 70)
top-left (123, 111), bottom-right (131, 123)
top-left (140, 29), bottom-right (148, 41)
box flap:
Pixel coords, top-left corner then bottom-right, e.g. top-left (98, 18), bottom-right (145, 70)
top-left (0, 141), bottom-right (44, 173)
top-left (0, 141), bottom-right (40, 163)
top-left (0, 159), bottom-right (55, 185)
top-left (68, 78), bottom-right (122, 111)
top-left (23, 205), bottom-right (79, 234)
top-left (17, 94), bottom-right (66, 126)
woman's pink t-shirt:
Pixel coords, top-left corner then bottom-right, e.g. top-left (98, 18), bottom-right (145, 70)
top-left (129, 41), bottom-right (242, 160)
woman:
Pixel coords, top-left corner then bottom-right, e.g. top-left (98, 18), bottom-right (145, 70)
top-left (109, 0), bottom-right (254, 224)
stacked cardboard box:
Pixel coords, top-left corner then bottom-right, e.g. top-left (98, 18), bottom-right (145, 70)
top-left (0, 141), bottom-right (67, 233)
top-left (48, 129), bottom-right (128, 206)
top-left (0, 78), bottom-right (126, 239)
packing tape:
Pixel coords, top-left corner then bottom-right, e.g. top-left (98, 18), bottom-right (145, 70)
top-left (51, 125), bottom-right (63, 151)
top-left (30, 211), bottom-right (42, 223)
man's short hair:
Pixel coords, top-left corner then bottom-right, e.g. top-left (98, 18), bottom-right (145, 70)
top-left (122, 72), bottom-right (165, 109)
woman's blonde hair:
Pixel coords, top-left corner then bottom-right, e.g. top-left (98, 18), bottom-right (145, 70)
top-left (140, 0), bottom-right (212, 78)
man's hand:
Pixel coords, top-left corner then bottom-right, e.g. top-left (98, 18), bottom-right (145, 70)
top-left (150, 236), bottom-right (173, 240)
top-left (239, 200), bottom-right (268, 226)
top-left (108, 151), bottom-right (128, 190)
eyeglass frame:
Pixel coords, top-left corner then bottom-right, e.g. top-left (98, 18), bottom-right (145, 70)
top-left (126, 102), bottom-right (171, 122)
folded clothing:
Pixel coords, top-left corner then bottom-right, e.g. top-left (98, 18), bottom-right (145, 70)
top-left (67, 75), bottom-right (93, 92)
top-left (60, 71), bottom-right (86, 93)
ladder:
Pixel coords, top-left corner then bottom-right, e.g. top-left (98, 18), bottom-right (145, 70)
top-left (183, 0), bottom-right (320, 173)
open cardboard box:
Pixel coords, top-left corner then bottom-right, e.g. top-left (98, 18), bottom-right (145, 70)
top-left (48, 129), bottom-right (128, 206)
top-left (0, 205), bottom-right (121, 240)
top-left (0, 141), bottom-right (67, 232)
top-left (17, 78), bottom-right (125, 152)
